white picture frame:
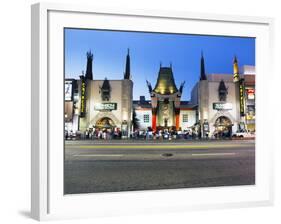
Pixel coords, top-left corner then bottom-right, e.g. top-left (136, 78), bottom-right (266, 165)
top-left (31, 2), bottom-right (274, 221)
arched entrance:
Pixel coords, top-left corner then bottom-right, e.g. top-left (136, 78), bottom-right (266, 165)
top-left (214, 116), bottom-right (233, 138)
top-left (95, 117), bottom-right (116, 130)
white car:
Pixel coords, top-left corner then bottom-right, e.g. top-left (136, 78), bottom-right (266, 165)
top-left (232, 131), bottom-right (255, 138)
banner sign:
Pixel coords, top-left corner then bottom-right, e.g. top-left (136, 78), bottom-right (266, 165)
top-left (239, 80), bottom-right (245, 116)
top-left (94, 103), bottom-right (117, 111)
top-left (80, 78), bottom-right (86, 117)
top-left (65, 80), bottom-right (73, 101)
top-left (213, 102), bottom-right (233, 110)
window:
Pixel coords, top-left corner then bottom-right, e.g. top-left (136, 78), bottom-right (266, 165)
top-left (143, 114), bottom-right (150, 123)
top-left (182, 114), bottom-right (188, 123)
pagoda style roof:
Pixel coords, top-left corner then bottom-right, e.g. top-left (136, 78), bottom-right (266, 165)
top-left (153, 66), bottom-right (178, 95)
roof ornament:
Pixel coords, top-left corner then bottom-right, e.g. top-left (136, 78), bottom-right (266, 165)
top-left (218, 79), bottom-right (228, 101)
top-left (146, 80), bottom-right (152, 93)
top-left (100, 77), bottom-right (111, 101)
top-left (233, 55), bottom-right (240, 82)
top-left (179, 81), bottom-right (185, 93)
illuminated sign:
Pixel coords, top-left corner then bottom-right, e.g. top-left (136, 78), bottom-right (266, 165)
top-left (80, 79), bottom-right (86, 117)
top-left (247, 89), bottom-right (255, 100)
top-left (65, 81), bottom-right (73, 101)
top-left (94, 103), bottom-right (117, 111)
top-left (213, 103), bottom-right (233, 110)
top-left (239, 80), bottom-right (245, 116)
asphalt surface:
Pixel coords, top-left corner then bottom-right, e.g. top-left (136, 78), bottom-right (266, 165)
top-left (64, 140), bottom-right (255, 194)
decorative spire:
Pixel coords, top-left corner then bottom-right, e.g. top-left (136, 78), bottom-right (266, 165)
top-left (200, 51), bottom-right (207, 80)
top-left (233, 55), bottom-right (240, 82)
top-left (146, 80), bottom-right (152, 93)
top-left (124, 48), bottom-right (131, 79)
top-left (179, 81), bottom-right (185, 93)
top-left (85, 51), bottom-right (93, 80)
top-left (234, 55), bottom-right (238, 63)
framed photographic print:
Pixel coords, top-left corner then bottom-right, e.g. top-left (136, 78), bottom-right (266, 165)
top-left (31, 2), bottom-right (274, 221)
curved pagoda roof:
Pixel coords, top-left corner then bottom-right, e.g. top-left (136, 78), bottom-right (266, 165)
top-left (153, 66), bottom-right (178, 95)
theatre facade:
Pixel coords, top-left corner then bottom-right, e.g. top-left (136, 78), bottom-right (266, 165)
top-left (65, 50), bottom-right (133, 137)
top-left (190, 55), bottom-right (255, 138)
top-left (133, 65), bottom-right (197, 132)
top-left (65, 50), bottom-right (255, 138)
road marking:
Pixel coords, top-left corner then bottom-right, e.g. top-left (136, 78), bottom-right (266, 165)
top-left (191, 153), bottom-right (236, 157)
top-left (73, 154), bottom-right (124, 157)
top-left (72, 144), bottom-right (250, 149)
top-left (72, 152), bottom-right (236, 158)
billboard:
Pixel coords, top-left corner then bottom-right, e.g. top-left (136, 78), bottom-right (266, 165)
top-left (65, 80), bottom-right (73, 101)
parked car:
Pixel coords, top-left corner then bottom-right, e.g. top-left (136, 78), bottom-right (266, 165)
top-left (232, 131), bottom-right (255, 138)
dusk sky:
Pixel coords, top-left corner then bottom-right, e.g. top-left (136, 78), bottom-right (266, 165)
top-left (65, 28), bottom-right (255, 100)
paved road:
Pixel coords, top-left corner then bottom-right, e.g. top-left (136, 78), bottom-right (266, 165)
top-left (64, 140), bottom-right (255, 194)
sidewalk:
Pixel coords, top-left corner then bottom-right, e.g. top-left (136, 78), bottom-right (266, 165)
top-left (65, 138), bottom-right (255, 144)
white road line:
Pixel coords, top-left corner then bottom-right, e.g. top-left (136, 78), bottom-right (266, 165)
top-left (72, 152), bottom-right (236, 157)
top-left (73, 154), bottom-right (124, 157)
top-left (191, 153), bottom-right (236, 156)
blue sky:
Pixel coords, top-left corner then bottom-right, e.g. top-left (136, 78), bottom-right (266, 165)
top-left (65, 28), bottom-right (255, 100)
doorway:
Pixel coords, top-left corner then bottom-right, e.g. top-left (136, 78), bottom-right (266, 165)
top-left (214, 116), bottom-right (232, 138)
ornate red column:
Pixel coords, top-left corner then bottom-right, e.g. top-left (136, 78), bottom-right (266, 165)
top-left (175, 108), bottom-right (180, 130)
top-left (152, 108), bottom-right (157, 132)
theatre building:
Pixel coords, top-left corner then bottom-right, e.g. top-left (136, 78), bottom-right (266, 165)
top-left (64, 50), bottom-right (133, 137)
top-left (133, 65), bottom-right (197, 132)
top-left (65, 50), bottom-right (255, 139)
top-left (190, 54), bottom-right (255, 138)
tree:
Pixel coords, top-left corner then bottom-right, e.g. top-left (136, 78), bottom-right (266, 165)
top-left (132, 109), bottom-right (140, 131)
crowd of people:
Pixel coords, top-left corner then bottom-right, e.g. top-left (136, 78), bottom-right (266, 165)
top-left (74, 128), bottom-right (123, 140)
top-left (131, 128), bottom-right (199, 140)
top-left (65, 127), bottom-right (204, 141)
